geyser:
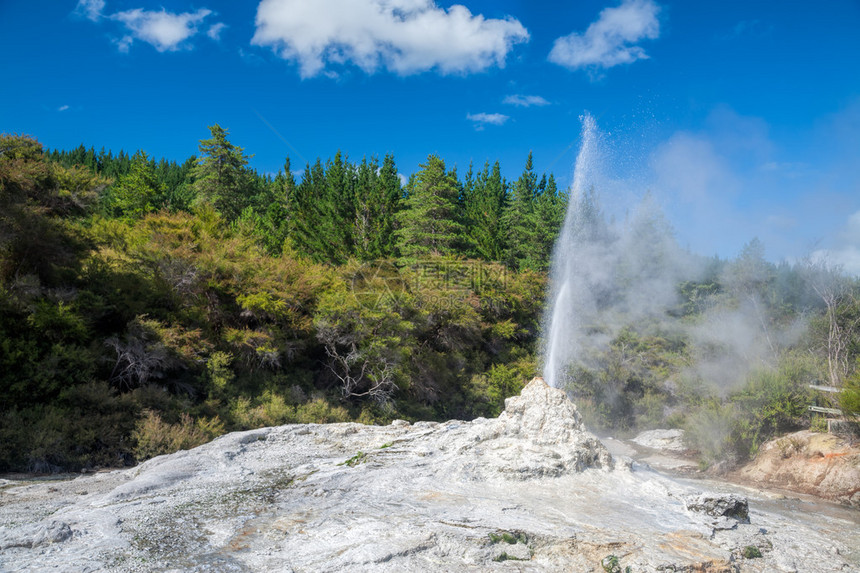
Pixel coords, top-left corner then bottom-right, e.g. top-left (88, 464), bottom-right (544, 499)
top-left (542, 113), bottom-right (601, 388)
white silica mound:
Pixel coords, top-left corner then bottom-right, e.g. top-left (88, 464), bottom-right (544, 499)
top-left (1, 378), bottom-right (857, 572)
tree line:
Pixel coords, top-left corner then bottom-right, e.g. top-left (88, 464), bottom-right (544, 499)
top-left (51, 125), bottom-right (567, 271)
top-left (1, 127), bottom-right (858, 474)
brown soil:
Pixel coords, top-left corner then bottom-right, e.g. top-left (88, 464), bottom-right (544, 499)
top-left (730, 430), bottom-right (860, 508)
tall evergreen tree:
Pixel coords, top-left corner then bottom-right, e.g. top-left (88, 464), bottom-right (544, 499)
top-left (374, 153), bottom-right (402, 259)
top-left (503, 152), bottom-right (541, 270)
top-left (110, 150), bottom-right (163, 218)
top-left (395, 155), bottom-right (464, 262)
top-left (354, 154), bottom-right (401, 260)
top-left (191, 124), bottom-right (253, 220)
top-left (532, 173), bottom-right (566, 264)
top-left (464, 160), bottom-right (507, 261)
top-left (289, 159), bottom-right (330, 261)
top-left (323, 150), bottom-right (356, 260)
top-left (249, 157), bottom-right (295, 255)
top-left (353, 156), bottom-right (379, 260)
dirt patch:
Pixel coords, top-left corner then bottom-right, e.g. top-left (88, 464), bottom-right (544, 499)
top-left (732, 430), bottom-right (860, 508)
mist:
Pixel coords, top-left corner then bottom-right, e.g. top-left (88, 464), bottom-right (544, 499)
top-left (541, 115), bottom-right (819, 437)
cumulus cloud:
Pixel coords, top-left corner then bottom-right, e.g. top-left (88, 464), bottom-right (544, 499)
top-left (549, 0), bottom-right (660, 71)
top-left (503, 94), bottom-right (550, 107)
top-left (251, 0), bottom-right (529, 78)
top-left (57, 105), bottom-right (70, 112)
top-left (112, 8), bottom-right (213, 52)
top-left (466, 112), bottom-right (509, 130)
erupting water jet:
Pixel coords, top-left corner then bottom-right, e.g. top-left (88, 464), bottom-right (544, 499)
top-left (542, 113), bottom-right (602, 388)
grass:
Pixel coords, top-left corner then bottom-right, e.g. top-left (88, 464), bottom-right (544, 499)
top-left (493, 551), bottom-right (528, 562)
top-left (338, 451), bottom-right (368, 467)
top-left (488, 531), bottom-right (528, 545)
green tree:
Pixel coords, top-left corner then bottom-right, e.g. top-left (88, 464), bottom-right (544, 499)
top-left (532, 173), bottom-right (566, 263)
top-left (191, 125), bottom-right (253, 220)
top-left (503, 152), bottom-right (540, 269)
top-left (464, 160), bottom-right (507, 261)
top-left (395, 155), bottom-right (464, 262)
top-left (289, 159), bottom-right (331, 261)
top-left (354, 154), bottom-right (401, 260)
top-left (110, 150), bottom-right (163, 218)
top-left (322, 150), bottom-right (356, 261)
top-left (250, 157), bottom-right (296, 254)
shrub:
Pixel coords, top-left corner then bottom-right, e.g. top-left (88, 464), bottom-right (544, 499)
top-left (841, 370), bottom-right (860, 419)
top-left (0, 381), bottom-right (137, 472)
top-left (132, 410), bottom-right (223, 460)
top-left (731, 367), bottom-right (811, 458)
top-left (683, 400), bottom-right (738, 466)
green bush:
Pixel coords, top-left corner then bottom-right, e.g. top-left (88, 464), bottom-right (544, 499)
top-left (731, 366), bottom-right (811, 458)
top-left (683, 400), bottom-right (738, 466)
top-left (132, 410), bottom-right (223, 460)
top-left (0, 381), bottom-right (137, 471)
top-left (841, 370), bottom-right (860, 419)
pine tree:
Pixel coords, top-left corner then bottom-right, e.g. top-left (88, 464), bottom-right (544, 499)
top-left (191, 124), bottom-right (253, 220)
top-left (289, 159), bottom-right (329, 261)
top-left (323, 150), bottom-right (355, 260)
top-left (532, 173), bottom-right (566, 264)
top-left (250, 157), bottom-right (295, 255)
top-left (110, 151), bottom-right (163, 218)
top-left (395, 155), bottom-right (464, 262)
top-left (354, 154), bottom-right (401, 260)
top-left (463, 160), bottom-right (507, 261)
top-left (374, 154), bottom-right (402, 258)
top-left (353, 156), bottom-right (379, 260)
top-left (503, 152), bottom-right (540, 270)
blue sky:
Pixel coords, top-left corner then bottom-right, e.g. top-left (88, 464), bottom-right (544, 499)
top-left (1, 0), bottom-right (859, 270)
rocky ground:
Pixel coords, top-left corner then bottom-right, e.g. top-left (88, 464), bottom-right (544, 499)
top-left (733, 430), bottom-right (860, 508)
top-left (1, 379), bottom-right (858, 572)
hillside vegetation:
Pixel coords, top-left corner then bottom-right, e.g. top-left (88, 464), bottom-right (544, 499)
top-left (1, 129), bottom-right (857, 472)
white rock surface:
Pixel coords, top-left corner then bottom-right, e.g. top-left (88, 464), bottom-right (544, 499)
top-left (1, 378), bottom-right (858, 572)
top-left (632, 428), bottom-right (688, 452)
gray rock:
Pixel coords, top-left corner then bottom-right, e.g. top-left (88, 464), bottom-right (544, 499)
top-left (631, 428), bottom-right (687, 452)
top-left (685, 493), bottom-right (750, 523)
top-left (0, 521), bottom-right (72, 549)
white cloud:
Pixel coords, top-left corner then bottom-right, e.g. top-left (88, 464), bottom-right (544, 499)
top-left (251, 0), bottom-right (529, 78)
top-left (207, 22), bottom-right (227, 41)
top-left (549, 0), bottom-right (660, 71)
top-left (467, 112), bottom-right (509, 130)
top-left (75, 0), bottom-right (105, 21)
top-left (812, 246), bottom-right (860, 277)
top-left (503, 94), bottom-right (550, 107)
top-left (57, 105), bottom-right (70, 112)
top-left (811, 211), bottom-right (860, 276)
top-left (111, 8), bottom-right (212, 52)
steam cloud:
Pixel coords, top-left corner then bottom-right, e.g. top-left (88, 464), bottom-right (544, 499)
top-left (542, 114), bottom-right (807, 402)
